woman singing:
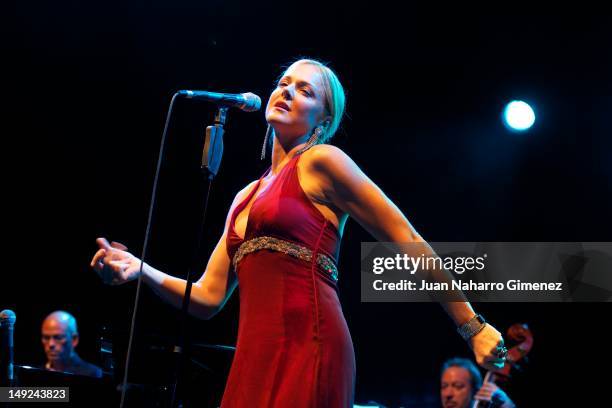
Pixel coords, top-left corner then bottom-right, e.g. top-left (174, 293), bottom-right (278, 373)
top-left (91, 58), bottom-right (506, 407)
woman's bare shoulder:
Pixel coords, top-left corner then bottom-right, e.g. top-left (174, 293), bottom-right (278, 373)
top-left (303, 144), bottom-right (348, 160)
top-left (301, 144), bottom-right (359, 178)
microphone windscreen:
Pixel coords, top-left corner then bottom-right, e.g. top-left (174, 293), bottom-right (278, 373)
top-left (241, 93), bottom-right (262, 112)
top-left (0, 310), bottom-right (16, 326)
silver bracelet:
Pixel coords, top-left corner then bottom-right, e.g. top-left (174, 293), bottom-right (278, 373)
top-left (457, 314), bottom-right (486, 341)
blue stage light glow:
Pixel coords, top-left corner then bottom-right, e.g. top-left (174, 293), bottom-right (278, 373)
top-left (503, 100), bottom-right (535, 131)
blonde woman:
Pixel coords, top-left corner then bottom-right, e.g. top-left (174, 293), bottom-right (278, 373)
top-left (91, 58), bottom-right (505, 407)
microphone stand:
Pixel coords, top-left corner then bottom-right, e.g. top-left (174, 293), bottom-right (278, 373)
top-left (170, 106), bottom-right (227, 407)
top-left (119, 93), bottom-right (227, 408)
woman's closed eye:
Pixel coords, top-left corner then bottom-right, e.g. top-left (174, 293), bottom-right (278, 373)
top-left (300, 88), bottom-right (312, 97)
top-left (278, 81), bottom-right (313, 97)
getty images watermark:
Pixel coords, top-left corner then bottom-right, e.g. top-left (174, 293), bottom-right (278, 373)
top-left (360, 242), bottom-right (612, 302)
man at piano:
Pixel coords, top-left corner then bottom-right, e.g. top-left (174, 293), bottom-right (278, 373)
top-left (41, 311), bottom-right (103, 378)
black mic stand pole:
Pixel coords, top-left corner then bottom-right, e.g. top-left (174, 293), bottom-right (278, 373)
top-left (119, 93), bottom-right (180, 408)
top-left (119, 93), bottom-right (227, 408)
top-left (170, 106), bottom-right (227, 408)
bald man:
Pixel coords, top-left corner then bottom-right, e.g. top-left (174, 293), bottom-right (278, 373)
top-left (41, 311), bottom-right (102, 378)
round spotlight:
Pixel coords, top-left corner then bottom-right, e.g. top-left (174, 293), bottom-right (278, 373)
top-left (503, 100), bottom-right (535, 131)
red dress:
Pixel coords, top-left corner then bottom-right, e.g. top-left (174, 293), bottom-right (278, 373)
top-left (222, 153), bottom-right (356, 407)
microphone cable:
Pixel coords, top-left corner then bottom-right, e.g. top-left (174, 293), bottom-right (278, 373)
top-left (119, 92), bottom-right (179, 408)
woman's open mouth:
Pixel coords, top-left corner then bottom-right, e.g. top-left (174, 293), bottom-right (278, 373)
top-left (274, 101), bottom-right (291, 111)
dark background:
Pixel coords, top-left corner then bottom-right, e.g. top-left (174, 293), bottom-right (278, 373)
top-left (4, 4), bottom-right (612, 407)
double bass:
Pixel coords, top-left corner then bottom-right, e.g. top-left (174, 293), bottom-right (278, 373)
top-left (473, 323), bottom-right (534, 408)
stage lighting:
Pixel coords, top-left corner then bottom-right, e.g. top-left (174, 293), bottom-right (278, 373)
top-left (503, 100), bottom-right (535, 131)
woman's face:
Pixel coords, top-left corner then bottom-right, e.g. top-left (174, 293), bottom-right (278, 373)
top-left (265, 62), bottom-right (329, 141)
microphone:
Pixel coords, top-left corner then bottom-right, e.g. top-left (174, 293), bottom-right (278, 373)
top-left (178, 90), bottom-right (261, 112)
top-left (0, 309), bottom-right (16, 386)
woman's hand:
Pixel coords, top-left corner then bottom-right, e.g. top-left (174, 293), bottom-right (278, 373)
top-left (90, 237), bottom-right (143, 285)
top-left (469, 323), bottom-right (506, 371)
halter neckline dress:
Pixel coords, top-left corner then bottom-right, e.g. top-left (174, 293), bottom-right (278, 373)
top-left (222, 152), bottom-right (355, 407)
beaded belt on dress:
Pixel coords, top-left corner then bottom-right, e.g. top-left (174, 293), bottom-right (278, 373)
top-left (232, 236), bottom-right (339, 282)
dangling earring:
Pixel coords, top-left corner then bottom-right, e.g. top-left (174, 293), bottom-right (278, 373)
top-left (296, 127), bottom-right (322, 155)
top-left (260, 124), bottom-right (273, 161)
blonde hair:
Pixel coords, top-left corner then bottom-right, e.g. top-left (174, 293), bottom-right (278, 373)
top-left (280, 58), bottom-right (346, 144)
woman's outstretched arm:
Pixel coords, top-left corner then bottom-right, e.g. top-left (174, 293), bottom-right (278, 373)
top-left (90, 180), bottom-right (259, 320)
top-left (302, 144), bottom-right (505, 370)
